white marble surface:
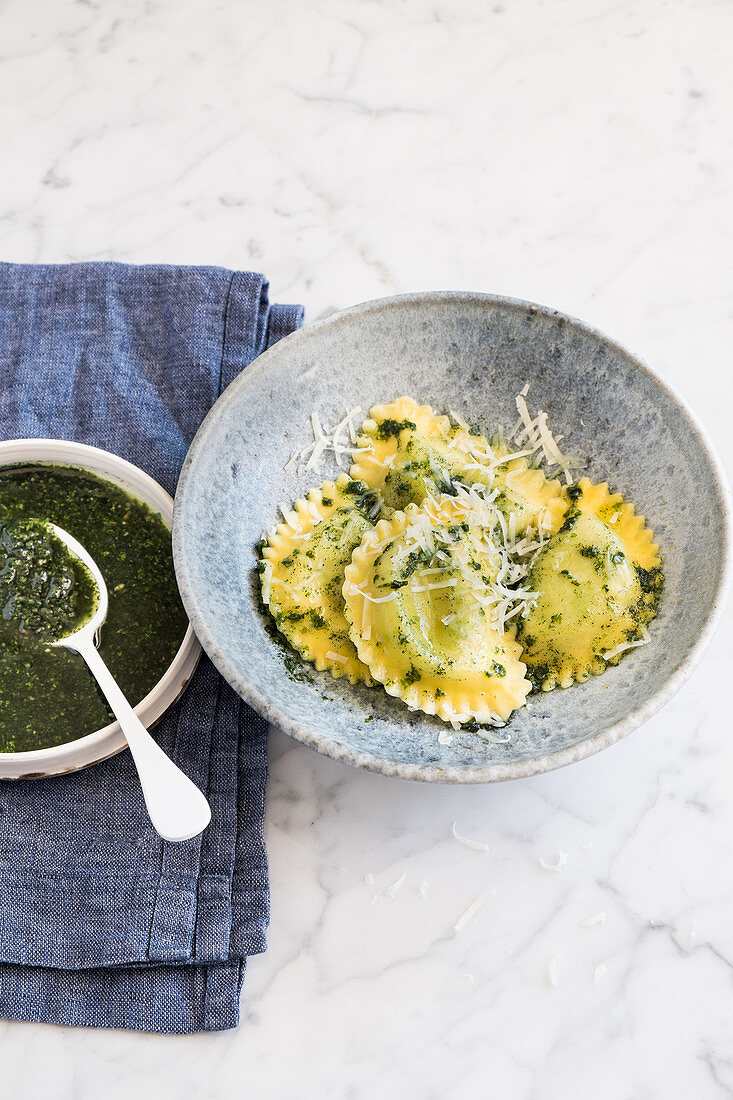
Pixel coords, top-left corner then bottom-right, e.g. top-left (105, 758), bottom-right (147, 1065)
top-left (2, 0), bottom-right (733, 1095)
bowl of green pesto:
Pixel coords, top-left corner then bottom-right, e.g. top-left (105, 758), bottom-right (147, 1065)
top-left (0, 439), bottom-right (200, 778)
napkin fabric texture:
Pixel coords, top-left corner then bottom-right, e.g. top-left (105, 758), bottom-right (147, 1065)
top-left (0, 262), bottom-right (303, 1033)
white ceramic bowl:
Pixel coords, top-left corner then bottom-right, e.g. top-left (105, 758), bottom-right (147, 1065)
top-left (0, 439), bottom-right (201, 778)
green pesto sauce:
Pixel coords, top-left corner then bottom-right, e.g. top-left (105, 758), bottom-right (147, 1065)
top-left (0, 465), bottom-right (189, 752)
top-left (375, 417), bottom-right (416, 441)
top-left (0, 518), bottom-right (98, 640)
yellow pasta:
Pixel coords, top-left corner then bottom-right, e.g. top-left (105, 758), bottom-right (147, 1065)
top-left (261, 474), bottom-right (383, 684)
top-left (351, 396), bottom-right (565, 537)
top-left (261, 395), bottom-right (665, 736)
top-left (342, 496), bottom-right (531, 725)
top-left (517, 477), bottom-right (663, 691)
top-left (349, 396), bottom-right (491, 510)
top-left (492, 447), bottom-right (566, 536)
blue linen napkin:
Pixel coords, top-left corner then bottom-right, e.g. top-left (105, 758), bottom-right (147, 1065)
top-left (0, 262), bottom-right (303, 1033)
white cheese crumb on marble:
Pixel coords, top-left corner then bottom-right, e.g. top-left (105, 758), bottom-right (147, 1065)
top-left (539, 850), bottom-right (568, 872)
top-left (372, 870), bottom-right (407, 904)
top-left (454, 892), bottom-right (490, 933)
top-left (593, 963), bottom-right (608, 986)
top-left (451, 822), bottom-right (490, 852)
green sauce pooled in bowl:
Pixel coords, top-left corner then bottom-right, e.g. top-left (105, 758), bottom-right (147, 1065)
top-left (0, 464), bottom-right (189, 753)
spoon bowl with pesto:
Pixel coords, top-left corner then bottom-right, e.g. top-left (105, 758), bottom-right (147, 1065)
top-left (0, 438), bottom-right (201, 780)
top-left (44, 523), bottom-right (211, 843)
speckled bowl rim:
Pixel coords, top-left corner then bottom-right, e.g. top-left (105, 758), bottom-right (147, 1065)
top-left (174, 292), bottom-right (732, 783)
top-left (0, 439), bottom-right (202, 779)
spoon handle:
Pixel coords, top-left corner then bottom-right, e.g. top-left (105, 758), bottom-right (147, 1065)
top-left (75, 639), bottom-right (212, 842)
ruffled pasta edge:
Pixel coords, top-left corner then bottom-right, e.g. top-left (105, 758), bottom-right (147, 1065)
top-left (343, 504), bottom-right (531, 724)
top-left (261, 475), bottom-right (375, 686)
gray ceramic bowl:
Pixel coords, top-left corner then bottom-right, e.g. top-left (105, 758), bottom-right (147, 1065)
top-left (173, 293), bottom-right (730, 782)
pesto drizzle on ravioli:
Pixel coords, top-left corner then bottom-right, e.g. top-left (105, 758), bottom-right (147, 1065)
top-left (517, 480), bottom-right (663, 691)
top-left (261, 398), bottom-right (664, 730)
top-left (261, 475), bottom-right (385, 685)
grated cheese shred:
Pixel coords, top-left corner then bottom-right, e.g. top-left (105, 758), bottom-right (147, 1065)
top-left (261, 561), bottom-right (273, 605)
top-left (287, 406), bottom-right (365, 473)
top-left (451, 822), bottom-right (490, 852)
top-left (602, 627), bottom-right (650, 661)
top-left (454, 892), bottom-right (490, 933)
top-left (513, 384), bottom-right (581, 485)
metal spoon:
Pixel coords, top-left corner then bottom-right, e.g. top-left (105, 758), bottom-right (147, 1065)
top-left (49, 524), bottom-right (211, 843)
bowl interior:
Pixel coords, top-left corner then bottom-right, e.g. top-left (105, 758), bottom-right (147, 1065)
top-left (174, 293), bottom-right (729, 781)
top-left (0, 439), bottom-right (200, 776)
